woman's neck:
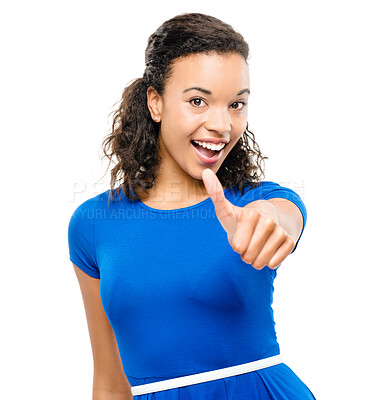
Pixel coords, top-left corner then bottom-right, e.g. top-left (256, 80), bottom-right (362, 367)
top-left (138, 164), bottom-right (212, 209)
top-left (144, 178), bottom-right (209, 208)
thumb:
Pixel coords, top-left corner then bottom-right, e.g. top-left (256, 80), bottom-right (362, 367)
top-left (202, 168), bottom-right (239, 237)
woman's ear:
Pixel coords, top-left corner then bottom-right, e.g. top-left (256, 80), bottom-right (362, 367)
top-left (146, 86), bottom-right (163, 122)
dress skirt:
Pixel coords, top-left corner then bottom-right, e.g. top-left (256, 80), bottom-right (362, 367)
top-left (127, 362), bottom-right (317, 399)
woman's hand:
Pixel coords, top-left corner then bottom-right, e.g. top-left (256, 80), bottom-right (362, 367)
top-left (202, 169), bottom-right (296, 270)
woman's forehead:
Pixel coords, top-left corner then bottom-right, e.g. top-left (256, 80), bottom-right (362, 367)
top-left (166, 52), bottom-right (249, 95)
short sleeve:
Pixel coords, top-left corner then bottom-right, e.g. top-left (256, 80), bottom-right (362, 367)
top-left (68, 202), bottom-right (100, 279)
top-left (236, 181), bottom-right (307, 254)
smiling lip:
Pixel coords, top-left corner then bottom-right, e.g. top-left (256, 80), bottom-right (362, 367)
top-left (191, 138), bottom-right (229, 144)
top-left (191, 141), bottom-right (224, 165)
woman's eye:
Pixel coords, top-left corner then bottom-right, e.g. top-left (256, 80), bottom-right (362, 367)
top-left (189, 98), bottom-right (246, 109)
top-left (231, 101), bottom-right (246, 110)
top-left (189, 98), bottom-right (206, 107)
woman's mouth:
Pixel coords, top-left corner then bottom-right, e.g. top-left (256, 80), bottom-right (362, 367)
top-left (191, 140), bottom-right (227, 165)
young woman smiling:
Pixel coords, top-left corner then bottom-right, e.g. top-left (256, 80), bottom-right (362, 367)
top-left (68, 12), bottom-right (316, 400)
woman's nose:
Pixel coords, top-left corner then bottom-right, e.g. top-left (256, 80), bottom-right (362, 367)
top-left (205, 108), bottom-right (231, 134)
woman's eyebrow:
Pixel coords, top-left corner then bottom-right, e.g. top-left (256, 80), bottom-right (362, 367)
top-left (182, 87), bottom-right (250, 95)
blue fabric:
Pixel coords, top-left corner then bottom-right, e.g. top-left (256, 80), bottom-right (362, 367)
top-left (68, 181), bottom-right (315, 399)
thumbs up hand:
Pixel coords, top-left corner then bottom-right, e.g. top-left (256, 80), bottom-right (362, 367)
top-left (202, 168), bottom-right (296, 270)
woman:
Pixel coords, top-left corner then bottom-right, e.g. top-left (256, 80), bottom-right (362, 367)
top-left (68, 12), bottom-right (316, 399)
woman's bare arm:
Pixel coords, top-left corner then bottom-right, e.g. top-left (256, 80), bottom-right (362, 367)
top-left (73, 264), bottom-right (133, 400)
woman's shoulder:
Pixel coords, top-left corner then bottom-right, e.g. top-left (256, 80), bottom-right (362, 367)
top-left (229, 179), bottom-right (302, 206)
top-left (68, 188), bottom-right (122, 228)
top-left (71, 189), bottom-right (111, 213)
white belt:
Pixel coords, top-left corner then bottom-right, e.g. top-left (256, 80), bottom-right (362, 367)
top-left (131, 354), bottom-right (282, 396)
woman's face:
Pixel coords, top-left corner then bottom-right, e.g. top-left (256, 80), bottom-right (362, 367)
top-left (148, 52), bottom-right (250, 186)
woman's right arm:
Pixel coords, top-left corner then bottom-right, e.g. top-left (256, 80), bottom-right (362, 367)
top-left (73, 264), bottom-right (133, 400)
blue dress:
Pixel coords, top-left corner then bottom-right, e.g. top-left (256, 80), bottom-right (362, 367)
top-left (68, 181), bottom-right (316, 399)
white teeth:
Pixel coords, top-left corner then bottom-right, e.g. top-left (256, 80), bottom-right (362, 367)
top-left (193, 140), bottom-right (226, 151)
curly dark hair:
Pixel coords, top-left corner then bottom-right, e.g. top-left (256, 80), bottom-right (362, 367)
top-left (101, 12), bottom-right (268, 204)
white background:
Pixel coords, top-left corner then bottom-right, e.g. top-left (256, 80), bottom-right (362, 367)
top-left (1, 1), bottom-right (373, 399)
